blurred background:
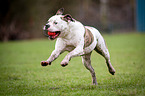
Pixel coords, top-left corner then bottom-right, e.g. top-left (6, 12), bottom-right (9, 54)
top-left (0, 0), bottom-right (144, 41)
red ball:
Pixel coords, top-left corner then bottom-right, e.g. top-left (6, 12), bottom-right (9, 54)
top-left (48, 32), bottom-right (56, 36)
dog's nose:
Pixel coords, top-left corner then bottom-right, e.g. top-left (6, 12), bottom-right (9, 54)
top-left (45, 24), bottom-right (50, 29)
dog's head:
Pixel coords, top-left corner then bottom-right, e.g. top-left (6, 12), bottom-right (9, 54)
top-left (43, 8), bottom-right (75, 40)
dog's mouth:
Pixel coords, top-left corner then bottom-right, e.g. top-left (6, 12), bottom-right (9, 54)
top-left (43, 30), bottom-right (61, 40)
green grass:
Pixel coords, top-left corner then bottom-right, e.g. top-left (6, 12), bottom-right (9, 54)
top-left (0, 33), bottom-right (145, 96)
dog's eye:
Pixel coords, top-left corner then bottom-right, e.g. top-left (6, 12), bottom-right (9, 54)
top-left (54, 22), bottom-right (58, 25)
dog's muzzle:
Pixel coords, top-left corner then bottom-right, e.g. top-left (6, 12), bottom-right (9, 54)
top-left (43, 25), bottom-right (61, 40)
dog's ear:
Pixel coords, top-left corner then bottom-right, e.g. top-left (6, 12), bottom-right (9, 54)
top-left (56, 8), bottom-right (64, 15)
top-left (62, 14), bottom-right (74, 22)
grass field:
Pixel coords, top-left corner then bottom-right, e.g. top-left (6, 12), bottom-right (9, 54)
top-left (0, 33), bottom-right (145, 96)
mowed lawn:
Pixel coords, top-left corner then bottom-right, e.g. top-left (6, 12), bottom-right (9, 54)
top-left (0, 33), bottom-right (145, 96)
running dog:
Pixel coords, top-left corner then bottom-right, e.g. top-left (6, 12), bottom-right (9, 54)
top-left (41, 8), bottom-right (115, 85)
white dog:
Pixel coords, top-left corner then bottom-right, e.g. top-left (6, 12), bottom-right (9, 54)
top-left (41, 8), bottom-right (115, 85)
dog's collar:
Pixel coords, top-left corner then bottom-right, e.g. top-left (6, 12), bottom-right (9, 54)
top-left (84, 28), bottom-right (94, 48)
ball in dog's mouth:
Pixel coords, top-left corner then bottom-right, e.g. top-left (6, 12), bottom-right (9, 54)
top-left (43, 30), bottom-right (60, 40)
top-left (48, 31), bottom-right (60, 39)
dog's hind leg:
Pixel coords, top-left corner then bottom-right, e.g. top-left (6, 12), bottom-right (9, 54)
top-left (81, 52), bottom-right (98, 85)
top-left (94, 37), bottom-right (115, 75)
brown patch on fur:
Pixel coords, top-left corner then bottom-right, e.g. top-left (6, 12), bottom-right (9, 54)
top-left (84, 28), bottom-right (94, 48)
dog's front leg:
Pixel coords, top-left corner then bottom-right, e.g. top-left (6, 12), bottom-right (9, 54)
top-left (41, 50), bottom-right (62, 66)
top-left (61, 46), bottom-right (84, 67)
top-left (41, 39), bottom-right (65, 66)
top-left (47, 50), bottom-right (61, 63)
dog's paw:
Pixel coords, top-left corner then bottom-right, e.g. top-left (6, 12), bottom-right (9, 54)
top-left (61, 61), bottom-right (68, 67)
top-left (109, 69), bottom-right (115, 75)
top-left (41, 61), bottom-right (51, 66)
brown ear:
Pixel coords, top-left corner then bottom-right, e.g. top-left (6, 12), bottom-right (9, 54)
top-left (56, 8), bottom-right (64, 15)
top-left (63, 14), bottom-right (74, 22)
